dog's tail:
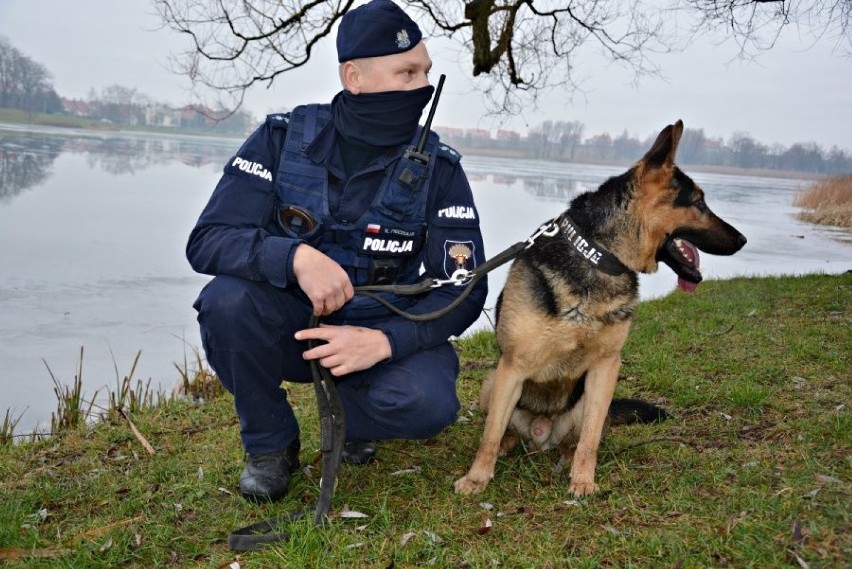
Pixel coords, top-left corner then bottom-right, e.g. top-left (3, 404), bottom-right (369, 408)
top-left (609, 398), bottom-right (670, 425)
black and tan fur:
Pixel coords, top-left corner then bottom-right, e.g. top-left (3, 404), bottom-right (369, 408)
top-left (454, 120), bottom-right (746, 497)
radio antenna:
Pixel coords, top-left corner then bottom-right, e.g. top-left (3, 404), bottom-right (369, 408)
top-left (404, 73), bottom-right (446, 166)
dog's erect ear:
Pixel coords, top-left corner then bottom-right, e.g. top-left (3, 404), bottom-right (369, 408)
top-left (641, 120), bottom-right (684, 168)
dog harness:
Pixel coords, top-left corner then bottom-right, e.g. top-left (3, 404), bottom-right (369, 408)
top-left (554, 213), bottom-right (629, 276)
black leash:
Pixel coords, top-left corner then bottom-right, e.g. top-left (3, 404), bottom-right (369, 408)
top-left (307, 313), bottom-right (346, 527)
top-left (226, 218), bottom-right (562, 551)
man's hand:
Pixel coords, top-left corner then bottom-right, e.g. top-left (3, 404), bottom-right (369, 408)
top-left (295, 324), bottom-right (392, 377)
top-left (293, 244), bottom-right (355, 316)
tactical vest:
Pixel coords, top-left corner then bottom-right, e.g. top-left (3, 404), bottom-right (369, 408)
top-left (274, 104), bottom-right (441, 287)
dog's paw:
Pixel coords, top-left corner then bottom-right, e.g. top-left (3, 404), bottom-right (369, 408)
top-left (569, 481), bottom-right (599, 497)
top-left (454, 474), bottom-right (489, 495)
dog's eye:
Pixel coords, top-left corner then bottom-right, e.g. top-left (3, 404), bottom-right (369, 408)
top-left (693, 197), bottom-right (707, 210)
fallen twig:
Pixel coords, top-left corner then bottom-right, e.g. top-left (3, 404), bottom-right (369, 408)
top-left (117, 409), bottom-right (155, 455)
top-left (0, 546), bottom-right (71, 559)
top-left (609, 436), bottom-right (698, 456)
top-left (73, 515), bottom-right (146, 542)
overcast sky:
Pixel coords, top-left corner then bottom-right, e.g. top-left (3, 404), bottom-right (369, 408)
top-left (2, 0), bottom-right (851, 150)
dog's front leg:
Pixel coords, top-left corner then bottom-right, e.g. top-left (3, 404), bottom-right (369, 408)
top-left (569, 354), bottom-right (620, 496)
top-left (454, 358), bottom-right (525, 495)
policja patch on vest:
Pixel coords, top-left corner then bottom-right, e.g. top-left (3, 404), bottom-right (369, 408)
top-left (360, 224), bottom-right (419, 256)
top-left (362, 235), bottom-right (415, 254)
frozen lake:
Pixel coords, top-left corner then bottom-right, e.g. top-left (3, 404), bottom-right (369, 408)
top-left (1, 125), bottom-right (849, 433)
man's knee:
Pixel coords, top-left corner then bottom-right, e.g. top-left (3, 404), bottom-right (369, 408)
top-left (195, 276), bottom-right (257, 327)
top-left (194, 276), bottom-right (290, 350)
top-left (412, 389), bottom-right (460, 438)
top-left (367, 353), bottom-right (461, 439)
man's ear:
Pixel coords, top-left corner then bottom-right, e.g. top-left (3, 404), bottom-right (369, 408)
top-left (340, 61), bottom-right (362, 94)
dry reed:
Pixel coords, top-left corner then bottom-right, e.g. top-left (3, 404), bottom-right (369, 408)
top-left (793, 174), bottom-right (852, 230)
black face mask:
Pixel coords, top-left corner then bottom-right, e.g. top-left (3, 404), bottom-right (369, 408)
top-left (331, 85), bottom-right (435, 148)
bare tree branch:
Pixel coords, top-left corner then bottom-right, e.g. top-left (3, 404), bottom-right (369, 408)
top-left (153, 0), bottom-right (852, 116)
top-left (680, 0), bottom-right (851, 56)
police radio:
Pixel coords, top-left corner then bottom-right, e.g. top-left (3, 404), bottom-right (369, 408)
top-left (398, 73), bottom-right (446, 186)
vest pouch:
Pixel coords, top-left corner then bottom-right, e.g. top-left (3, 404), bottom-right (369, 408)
top-left (368, 258), bottom-right (399, 286)
top-left (381, 154), bottom-right (429, 220)
top-left (277, 204), bottom-right (323, 245)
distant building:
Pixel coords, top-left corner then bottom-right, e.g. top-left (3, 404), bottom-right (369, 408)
top-left (465, 128), bottom-right (490, 140)
top-left (495, 129), bottom-right (520, 142)
top-left (61, 98), bottom-right (91, 117)
top-left (144, 104), bottom-right (182, 128)
top-left (436, 126), bottom-right (464, 140)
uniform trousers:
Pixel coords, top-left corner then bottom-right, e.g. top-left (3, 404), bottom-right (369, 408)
top-left (194, 275), bottom-right (461, 455)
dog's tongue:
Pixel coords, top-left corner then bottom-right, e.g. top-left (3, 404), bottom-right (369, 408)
top-left (678, 277), bottom-right (698, 293)
top-left (676, 239), bottom-right (700, 293)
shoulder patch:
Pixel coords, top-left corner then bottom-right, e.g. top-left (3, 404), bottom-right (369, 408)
top-left (226, 153), bottom-right (274, 182)
top-left (266, 112), bottom-right (291, 129)
top-left (436, 204), bottom-right (477, 221)
top-left (437, 143), bottom-right (462, 165)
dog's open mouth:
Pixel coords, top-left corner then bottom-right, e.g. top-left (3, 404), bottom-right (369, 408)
top-left (659, 237), bottom-right (703, 293)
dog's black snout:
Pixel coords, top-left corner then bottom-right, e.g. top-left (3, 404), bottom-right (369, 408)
top-left (736, 232), bottom-right (747, 249)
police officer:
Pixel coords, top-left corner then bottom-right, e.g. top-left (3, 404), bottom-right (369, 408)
top-left (187, 0), bottom-right (487, 502)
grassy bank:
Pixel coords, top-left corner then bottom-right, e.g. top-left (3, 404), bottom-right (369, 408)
top-left (1, 274), bottom-right (850, 567)
top-left (0, 108), bottom-right (245, 139)
top-left (0, 108), bottom-right (120, 131)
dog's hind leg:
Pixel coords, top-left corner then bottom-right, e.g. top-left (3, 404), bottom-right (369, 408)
top-left (569, 354), bottom-right (620, 496)
top-left (499, 431), bottom-right (520, 455)
top-left (454, 358), bottom-right (526, 495)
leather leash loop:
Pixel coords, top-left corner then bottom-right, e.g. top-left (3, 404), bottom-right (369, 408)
top-left (227, 510), bottom-right (307, 552)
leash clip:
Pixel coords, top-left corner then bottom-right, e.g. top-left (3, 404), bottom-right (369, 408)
top-left (431, 269), bottom-right (472, 288)
top-left (526, 221), bottom-right (560, 249)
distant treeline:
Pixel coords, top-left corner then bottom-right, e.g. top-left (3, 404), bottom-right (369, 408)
top-left (0, 37), bottom-right (61, 114)
top-left (0, 36), bottom-right (253, 135)
top-left (440, 120), bottom-right (852, 176)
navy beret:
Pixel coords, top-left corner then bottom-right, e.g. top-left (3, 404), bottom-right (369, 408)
top-left (336, 0), bottom-right (423, 62)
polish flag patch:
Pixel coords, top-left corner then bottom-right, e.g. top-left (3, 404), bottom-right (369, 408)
top-left (366, 223), bottom-right (381, 234)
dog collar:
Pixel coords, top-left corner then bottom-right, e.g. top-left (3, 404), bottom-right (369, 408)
top-left (556, 213), bottom-right (630, 276)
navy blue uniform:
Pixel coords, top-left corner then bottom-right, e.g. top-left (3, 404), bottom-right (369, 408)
top-left (187, 110), bottom-right (487, 454)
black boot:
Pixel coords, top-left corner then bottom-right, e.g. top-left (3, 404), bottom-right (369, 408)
top-left (342, 440), bottom-right (377, 465)
top-left (239, 440), bottom-right (301, 502)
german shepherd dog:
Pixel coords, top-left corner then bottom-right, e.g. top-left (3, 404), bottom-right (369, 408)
top-left (454, 120), bottom-right (747, 497)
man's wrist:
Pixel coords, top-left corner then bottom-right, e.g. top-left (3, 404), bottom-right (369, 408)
top-left (285, 239), bottom-right (306, 284)
top-left (375, 329), bottom-right (393, 362)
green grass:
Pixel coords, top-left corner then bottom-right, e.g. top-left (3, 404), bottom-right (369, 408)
top-left (0, 108), bottom-right (117, 131)
top-left (1, 274), bottom-right (849, 567)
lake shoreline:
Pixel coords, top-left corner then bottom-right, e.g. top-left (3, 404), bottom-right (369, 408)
top-left (0, 115), bottom-right (825, 182)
